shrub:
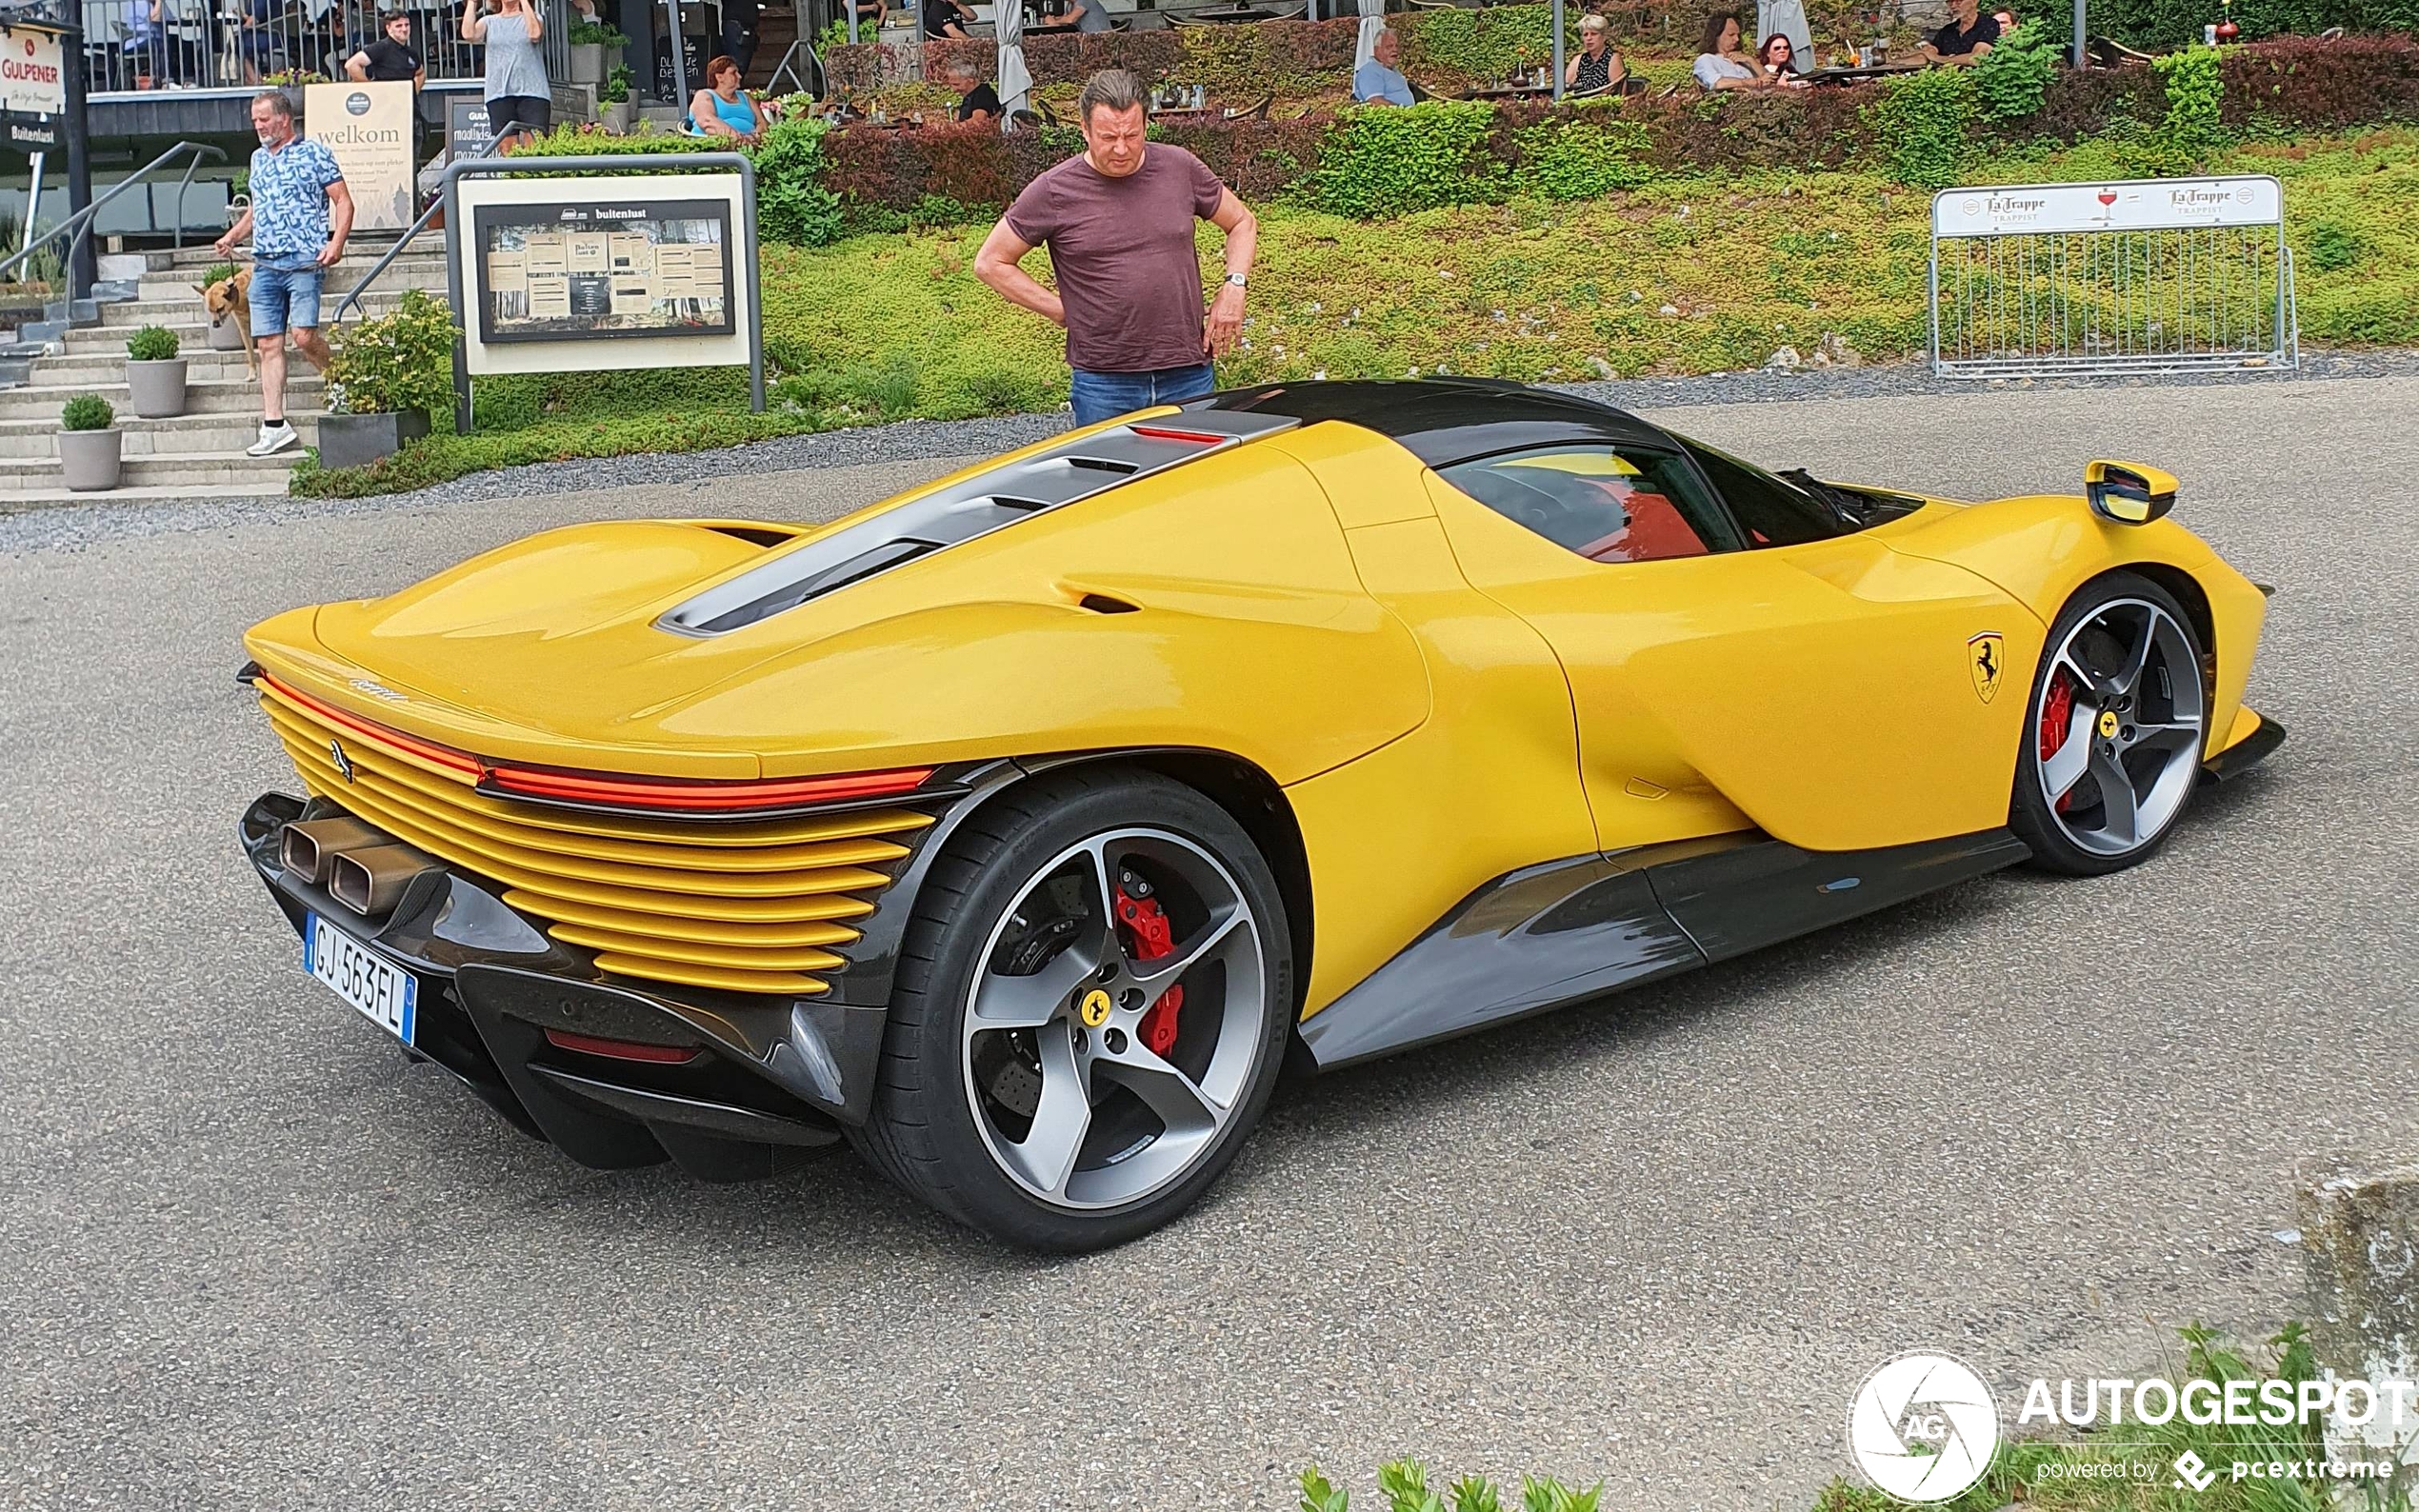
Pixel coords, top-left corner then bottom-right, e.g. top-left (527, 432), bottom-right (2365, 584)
top-left (1867, 67), bottom-right (1975, 189)
top-left (1517, 116), bottom-right (1658, 199)
top-left (753, 116), bottom-right (847, 246)
top-left (200, 261), bottom-right (239, 288)
top-left (1301, 102), bottom-right (1505, 218)
top-left (60, 394), bottom-right (113, 431)
top-left (125, 324), bottom-right (180, 361)
top-left (326, 288), bottom-right (456, 420)
top-left (2303, 215), bottom-right (2367, 270)
top-left (1971, 22), bottom-right (2057, 121)
top-left (599, 63), bottom-right (633, 104)
top-left (2154, 46), bottom-right (2226, 159)
top-left (566, 18), bottom-right (625, 45)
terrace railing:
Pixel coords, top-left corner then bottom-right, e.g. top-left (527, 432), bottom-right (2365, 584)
top-left (78, 0), bottom-right (498, 94)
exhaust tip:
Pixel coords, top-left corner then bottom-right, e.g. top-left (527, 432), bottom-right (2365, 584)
top-left (329, 843), bottom-right (437, 916)
top-left (279, 817), bottom-right (386, 885)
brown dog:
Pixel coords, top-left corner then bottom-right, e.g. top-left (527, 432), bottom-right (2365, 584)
top-left (197, 269), bottom-right (256, 377)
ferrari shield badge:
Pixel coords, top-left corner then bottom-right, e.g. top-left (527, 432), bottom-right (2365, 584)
top-left (1967, 632), bottom-right (2005, 704)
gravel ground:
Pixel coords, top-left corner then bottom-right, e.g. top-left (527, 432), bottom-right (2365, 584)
top-left (8, 349), bottom-right (2418, 556)
top-left (2, 373), bottom-right (2414, 1512)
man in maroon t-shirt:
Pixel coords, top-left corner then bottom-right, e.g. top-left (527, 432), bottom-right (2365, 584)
top-left (975, 70), bottom-right (1260, 426)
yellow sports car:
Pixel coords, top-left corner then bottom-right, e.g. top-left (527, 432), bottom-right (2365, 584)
top-left (238, 380), bottom-right (2282, 1248)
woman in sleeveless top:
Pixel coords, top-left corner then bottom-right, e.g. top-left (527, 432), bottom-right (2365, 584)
top-left (688, 53), bottom-right (764, 145)
top-left (463, 0), bottom-right (548, 150)
top-left (1564, 14), bottom-right (1628, 94)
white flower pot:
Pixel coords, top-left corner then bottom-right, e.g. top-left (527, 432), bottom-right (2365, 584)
top-left (125, 357), bottom-right (189, 418)
top-left (603, 99), bottom-right (637, 132)
top-left (208, 311), bottom-right (246, 350)
top-left (570, 41), bottom-right (608, 83)
top-left (58, 428), bottom-right (124, 491)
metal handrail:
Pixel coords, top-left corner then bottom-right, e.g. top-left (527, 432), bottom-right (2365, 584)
top-left (0, 140), bottom-right (227, 290)
top-left (330, 118), bottom-right (530, 326)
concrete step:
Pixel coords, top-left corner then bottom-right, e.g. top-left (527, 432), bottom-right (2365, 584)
top-left (0, 411), bottom-right (318, 458)
top-left (13, 348), bottom-right (327, 387)
top-left (0, 480), bottom-right (288, 511)
top-left (0, 447), bottom-right (306, 489)
top-left (0, 374), bottom-right (322, 419)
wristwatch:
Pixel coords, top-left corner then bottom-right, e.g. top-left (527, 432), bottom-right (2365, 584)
top-left (1223, 272), bottom-right (1248, 288)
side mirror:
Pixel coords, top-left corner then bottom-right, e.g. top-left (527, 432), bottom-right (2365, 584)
top-left (2084, 459), bottom-right (2178, 526)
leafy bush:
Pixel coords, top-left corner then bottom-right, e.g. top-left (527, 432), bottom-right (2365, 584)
top-left (60, 394), bottom-right (114, 431)
top-left (1867, 67), bottom-right (1975, 189)
top-left (752, 117), bottom-right (848, 247)
top-left (200, 261), bottom-right (239, 288)
top-left (326, 288), bottom-right (455, 420)
top-left (1301, 102), bottom-right (1505, 218)
top-left (2154, 46), bottom-right (2226, 161)
top-left (2303, 215), bottom-right (2366, 269)
top-left (566, 18), bottom-right (625, 45)
top-left (1517, 117), bottom-right (1659, 199)
top-left (599, 63), bottom-right (633, 104)
top-left (125, 324), bottom-right (180, 361)
top-left (1971, 22), bottom-right (2057, 121)
top-left (1396, 5), bottom-right (1556, 86)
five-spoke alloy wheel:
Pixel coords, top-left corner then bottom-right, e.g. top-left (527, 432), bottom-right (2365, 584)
top-left (2011, 572), bottom-right (2209, 875)
top-left (850, 769), bottom-right (1293, 1250)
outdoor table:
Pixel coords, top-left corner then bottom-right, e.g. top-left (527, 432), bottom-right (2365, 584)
top-left (1801, 61), bottom-right (1925, 83)
top-left (1189, 4), bottom-right (1279, 20)
top-left (1460, 81), bottom-right (1551, 100)
top-left (1024, 16), bottom-right (1082, 30)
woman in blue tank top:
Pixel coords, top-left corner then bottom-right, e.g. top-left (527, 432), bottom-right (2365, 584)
top-left (688, 54), bottom-right (763, 145)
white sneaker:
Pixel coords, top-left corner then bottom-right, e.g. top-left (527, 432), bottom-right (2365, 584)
top-left (247, 421), bottom-right (298, 458)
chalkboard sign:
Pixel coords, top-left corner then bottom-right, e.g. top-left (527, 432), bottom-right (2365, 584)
top-left (446, 95), bottom-right (492, 161)
top-left (651, 32), bottom-right (710, 102)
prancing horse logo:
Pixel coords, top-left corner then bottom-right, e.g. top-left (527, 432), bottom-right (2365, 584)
top-left (328, 738), bottom-right (357, 784)
top-left (1966, 631), bottom-right (2005, 704)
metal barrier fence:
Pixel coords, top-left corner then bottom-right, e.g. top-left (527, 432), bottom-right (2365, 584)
top-left (77, 0), bottom-right (535, 94)
top-left (1929, 175), bottom-right (2298, 379)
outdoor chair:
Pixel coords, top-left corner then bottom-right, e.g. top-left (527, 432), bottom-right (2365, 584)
top-left (1009, 107), bottom-right (1045, 128)
top-left (2085, 34), bottom-right (2154, 66)
top-left (1260, 1), bottom-right (1307, 14)
top-left (1224, 90), bottom-right (1273, 117)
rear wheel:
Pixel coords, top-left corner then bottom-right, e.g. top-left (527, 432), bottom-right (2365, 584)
top-left (2010, 572), bottom-right (2209, 876)
top-left (849, 768), bottom-right (1292, 1250)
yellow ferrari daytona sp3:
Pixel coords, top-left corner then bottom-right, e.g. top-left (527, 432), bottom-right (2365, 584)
top-left (238, 380), bottom-right (2283, 1248)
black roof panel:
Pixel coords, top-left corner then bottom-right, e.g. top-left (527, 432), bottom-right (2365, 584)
top-left (1192, 379), bottom-right (1679, 468)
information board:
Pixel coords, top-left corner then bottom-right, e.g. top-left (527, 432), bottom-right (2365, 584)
top-left (471, 198), bottom-right (735, 345)
top-left (307, 81), bottom-right (417, 232)
top-left (0, 21), bottom-right (65, 149)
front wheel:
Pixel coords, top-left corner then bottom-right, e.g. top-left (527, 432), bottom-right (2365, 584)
top-left (2010, 572), bottom-right (2209, 876)
top-left (849, 769), bottom-right (1293, 1251)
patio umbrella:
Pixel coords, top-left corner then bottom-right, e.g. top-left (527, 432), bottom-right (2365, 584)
top-left (998, 0), bottom-right (1030, 120)
top-left (1353, 0), bottom-right (1383, 69)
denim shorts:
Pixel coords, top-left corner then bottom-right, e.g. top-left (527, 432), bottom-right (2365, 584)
top-left (1068, 363), bottom-right (1216, 427)
top-left (249, 261), bottom-right (324, 337)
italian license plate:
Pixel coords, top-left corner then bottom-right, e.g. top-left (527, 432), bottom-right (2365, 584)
top-left (303, 912), bottom-right (418, 1045)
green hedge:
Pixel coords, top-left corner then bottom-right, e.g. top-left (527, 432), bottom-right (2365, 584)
top-left (511, 117), bottom-right (845, 247)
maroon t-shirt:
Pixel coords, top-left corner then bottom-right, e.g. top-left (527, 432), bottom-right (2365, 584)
top-left (1005, 145), bottom-right (1229, 374)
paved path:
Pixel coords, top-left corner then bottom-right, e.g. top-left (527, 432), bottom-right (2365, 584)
top-left (3, 376), bottom-right (2412, 1511)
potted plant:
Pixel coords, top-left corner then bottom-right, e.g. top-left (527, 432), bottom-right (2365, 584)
top-left (57, 394), bottom-right (123, 492)
top-left (124, 324), bottom-right (188, 418)
top-left (600, 64), bottom-right (637, 132)
top-left (567, 20), bottom-right (626, 85)
top-left (319, 288), bottom-right (451, 470)
top-left (198, 262), bottom-right (248, 350)
top-left (262, 67), bottom-right (327, 112)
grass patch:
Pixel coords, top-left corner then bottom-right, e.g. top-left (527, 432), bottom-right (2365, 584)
top-left (298, 129), bottom-right (2419, 497)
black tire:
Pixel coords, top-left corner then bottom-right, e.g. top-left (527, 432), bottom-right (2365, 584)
top-left (2010, 570), bottom-right (2209, 877)
top-left (847, 766), bottom-right (1294, 1251)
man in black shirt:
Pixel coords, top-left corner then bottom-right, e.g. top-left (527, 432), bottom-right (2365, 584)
top-left (922, 0), bottom-right (973, 38)
top-left (950, 61), bottom-right (1002, 126)
top-left (1921, 0), bottom-right (1999, 65)
top-left (345, 9), bottom-right (424, 85)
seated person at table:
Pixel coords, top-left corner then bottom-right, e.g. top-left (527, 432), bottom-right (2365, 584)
top-left (120, 0), bottom-right (166, 85)
top-left (1565, 14), bottom-right (1627, 91)
top-left (1692, 11), bottom-right (1764, 90)
top-left (923, 0), bottom-right (973, 39)
top-left (236, 0), bottom-right (287, 84)
top-left (1920, 0), bottom-right (1999, 66)
top-left (346, 9), bottom-right (424, 85)
top-left (950, 59), bottom-right (1002, 126)
top-left (1353, 28), bottom-right (1414, 106)
top-left (1048, 0), bottom-right (1113, 33)
top-left (1992, 6), bottom-right (2018, 30)
top-left (847, 0), bottom-right (888, 29)
top-left (1755, 30), bottom-right (1809, 81)
top-left (688, 53), bottom-right (764, 142)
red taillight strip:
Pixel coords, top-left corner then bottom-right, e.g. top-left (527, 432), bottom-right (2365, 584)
top-left (543, 1028), bottom-right (702, 1064)
top-left (257, 671), bottom-right (934, 815)
top-left (257, 673), bottom-right (483, 778)
top-left (1128, 424), bottom-right (1229, 445)
top-left (483, 763), bottom-right (933, 812)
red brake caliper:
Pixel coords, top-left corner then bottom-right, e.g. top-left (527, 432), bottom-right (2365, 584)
top-left (1113, 870), bottom-right (1185, 1056)
top-left (2040, 668), bottom-right (2078, 811)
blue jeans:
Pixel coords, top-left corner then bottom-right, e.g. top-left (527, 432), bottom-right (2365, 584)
top-left (249, 261), bottom-right (324, 337)
top-left (1069, 363), bottom-right (1216, 427)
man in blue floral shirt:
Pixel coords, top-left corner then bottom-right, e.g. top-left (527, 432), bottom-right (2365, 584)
top-left (213, 91), bottom-right (355, 457)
